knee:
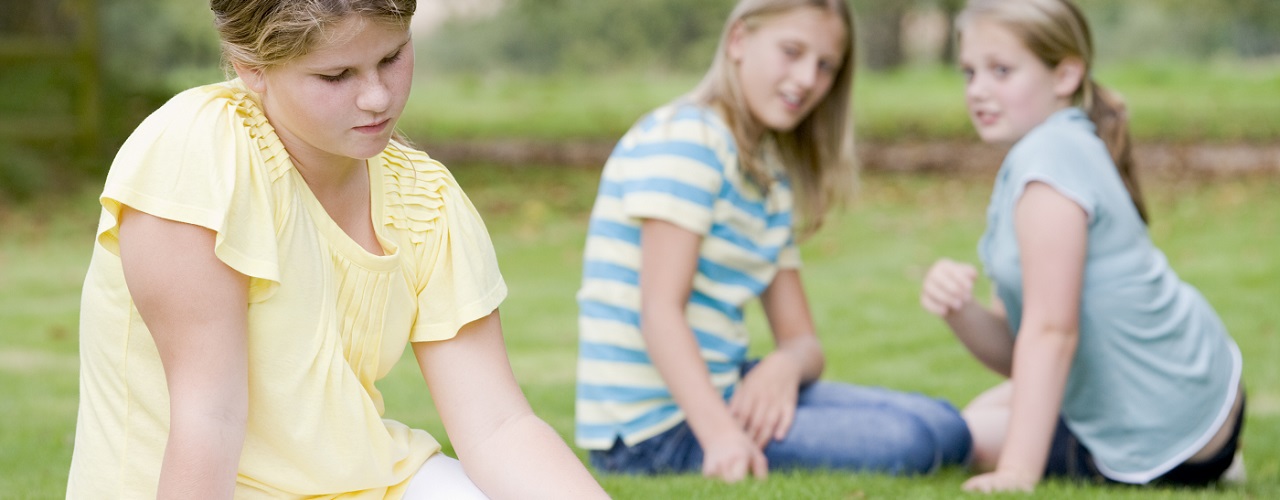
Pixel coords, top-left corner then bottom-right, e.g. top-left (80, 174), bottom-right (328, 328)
top-left (880, 413), bottom-right (943, 475)
top-left (932, 400), bottom-right (974, 465)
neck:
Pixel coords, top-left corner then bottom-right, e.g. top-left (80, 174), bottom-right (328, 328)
top-left (292, 155), bottom-right (367, 201)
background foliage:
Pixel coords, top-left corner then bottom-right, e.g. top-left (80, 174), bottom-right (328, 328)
top-left (2, 0), bottom-right (1279, 202)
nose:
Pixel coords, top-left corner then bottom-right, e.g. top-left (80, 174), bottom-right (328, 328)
top-left (965, 74), bottom-right (986, 102)
top-left (790, 57), bottom-right (822, 92)
top-left (355, 73), bottom-right (391, 114)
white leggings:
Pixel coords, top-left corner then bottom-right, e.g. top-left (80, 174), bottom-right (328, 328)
top-left (402, 453), bottom-right (488, 499)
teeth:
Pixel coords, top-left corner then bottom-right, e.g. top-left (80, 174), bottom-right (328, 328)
top-left (782, 94), bottom-right (801, 106)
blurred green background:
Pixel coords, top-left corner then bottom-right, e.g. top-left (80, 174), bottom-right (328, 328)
top-left (2, 0), bottom-right (1279, 202)
top-left (2, 0), bottom-right (1278, 497)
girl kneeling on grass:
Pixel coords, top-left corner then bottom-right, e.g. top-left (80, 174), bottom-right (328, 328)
top-left (920, 0), bottom-right (1245, 493)
top-left (574, 0), bottom-right (972, 483)
top-left (66, 1), bottom-right (607, 498)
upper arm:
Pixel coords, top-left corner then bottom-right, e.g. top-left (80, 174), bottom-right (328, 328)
top-left (117, 206), bottom-right (249, 415)
top-left (412, 310), bottom-right (531, 455)
top-left (638, 219), bottom-right (702, 314)
top-left (1014, 182), bottom-right (1087, 333)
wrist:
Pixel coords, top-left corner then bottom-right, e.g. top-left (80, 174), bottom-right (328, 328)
top-left (994, 462), bottom-right (1043, 483)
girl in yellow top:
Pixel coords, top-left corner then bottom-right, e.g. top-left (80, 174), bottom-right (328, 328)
top-left (66, 1), bottom-right (607, 498)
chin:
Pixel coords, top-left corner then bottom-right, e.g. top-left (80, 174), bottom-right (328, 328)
top-left (975, 128), bottom-right (1013, 145)
top-left (355, 141), bottom-right (393, 159)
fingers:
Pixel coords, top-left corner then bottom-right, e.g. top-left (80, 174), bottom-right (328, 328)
top-left (702, 449), bottom-right (764, 484)
top-left (774, 405), bottom-right (794, 442)
top-left (749, 448), bottom-right (769, 480)
top-left (729, 390), bottom-right (795, 448)
top-left (921, 259), bottom-right (978, 316)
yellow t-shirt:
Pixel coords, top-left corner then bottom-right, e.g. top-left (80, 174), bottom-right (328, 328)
top-left (67, 80), bottom-right (507, 498)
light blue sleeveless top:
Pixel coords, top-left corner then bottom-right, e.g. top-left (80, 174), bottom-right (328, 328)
top-left (978, 107), bottom-right (1241, 483)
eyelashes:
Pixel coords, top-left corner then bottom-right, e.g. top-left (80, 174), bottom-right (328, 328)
top-left (317, 48), bottom-right (405, 83)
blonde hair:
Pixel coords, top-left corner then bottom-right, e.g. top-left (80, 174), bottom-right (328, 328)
top-left (210, 0), bottom-right (416, 71)
top-left (210, 0), bottom-right (417, 145)
top-left (690, 0), bottom-right (857, 239)
top-left (957, 0), bottom-right (1147, 222)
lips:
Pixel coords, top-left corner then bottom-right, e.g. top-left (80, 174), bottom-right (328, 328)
top-left (972, 109), bottom-right (998, 126)
top-left (780, 92), bottom-right (804, 113)
top-left (355, 118), bottom-right (391, 134)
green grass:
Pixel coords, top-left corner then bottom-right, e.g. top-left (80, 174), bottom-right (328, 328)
top-left (403, 61), bottom-right (1280, 144)
top-left (2, 169), bottom-right (1277, 498)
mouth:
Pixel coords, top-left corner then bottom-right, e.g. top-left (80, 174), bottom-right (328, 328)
top-left (972, 109), bottom-right (998, 126)
top-left (355, 118), bottom-right (392, 134)
top-left (780, 92), bottom-right (804, 112)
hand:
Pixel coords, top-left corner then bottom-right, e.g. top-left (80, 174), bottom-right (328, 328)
top-left (728, 353), bottom-right (801, 448)
top-left (962, 469), bottom-right (1039, 493)
top-left (920, 258), bottom-right (978, 318)
top-left (700, 427), bottom-right (769, 483)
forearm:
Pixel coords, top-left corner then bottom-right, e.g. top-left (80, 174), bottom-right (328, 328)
top-left (997, 327), bottom-right (1077, 480)
top-left (459, 413), bottom-right (606, 499)
top-left (642, 313), bottom-right (737, 440)
top-left (769, 334), bottom-right (823, 385)
top-left (945, 301), bottom-right (1014, 377)
top-left (759, 269), bottom-right (823, 384)
top-left (157, 408), bottom-right (247, 499)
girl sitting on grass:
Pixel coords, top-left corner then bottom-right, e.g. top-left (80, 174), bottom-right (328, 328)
top-left (574, 0), bottom-right (972, 483)
top-left (921, 0), bottom-right (1245, 492)
top-left (66, 1), bottom-right (606, 498)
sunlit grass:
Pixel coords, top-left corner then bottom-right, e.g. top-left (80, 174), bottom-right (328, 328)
top-left (2, 169), bottom-right (1276, 497)
top-left (403, 61), bottom-right (1280, 144)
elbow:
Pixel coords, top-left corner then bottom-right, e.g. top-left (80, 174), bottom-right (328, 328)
top-left (638, 301), bottom-right (685, 340)
top-left (1018, 321), bottom-right (1079, 354)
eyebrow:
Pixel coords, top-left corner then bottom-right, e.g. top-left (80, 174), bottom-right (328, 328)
top-left (309, 39), bottom-right (410, 73)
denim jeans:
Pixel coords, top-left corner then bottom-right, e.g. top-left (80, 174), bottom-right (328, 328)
top-left (590, 369), bottom-right (971, 476)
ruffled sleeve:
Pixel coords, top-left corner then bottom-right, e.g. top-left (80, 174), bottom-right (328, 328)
top-left (382, 150), bottom-right (507, 342)
top-left (95, 81), bottom-right (286, 302)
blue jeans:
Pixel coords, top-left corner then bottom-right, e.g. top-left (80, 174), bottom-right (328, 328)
top-left (590, 372), bottom-right (971, 476)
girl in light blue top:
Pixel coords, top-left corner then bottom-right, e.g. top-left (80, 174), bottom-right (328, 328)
top-left (920, 0), bottom-right (1245, 493)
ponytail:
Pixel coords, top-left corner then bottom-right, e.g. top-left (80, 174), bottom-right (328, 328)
top-left (1085, 79), bottom-right (1148, 223)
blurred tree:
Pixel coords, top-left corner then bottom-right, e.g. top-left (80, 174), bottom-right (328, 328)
top-left (424, 0), bottom-right (734, 74)
top-left (852, 0), bottom-right (908, 70)
top-left (100, 0), bottom-right (221, 92)
top-left (935, 0), bottom-right (964, 64)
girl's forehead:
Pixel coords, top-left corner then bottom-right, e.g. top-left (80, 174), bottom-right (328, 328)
top-left (959, 19), bottom-right (1030, 57)
top-left (295, 16), bottom-right (409, 66)
top-left (753, 7), bottom-right (847, 52)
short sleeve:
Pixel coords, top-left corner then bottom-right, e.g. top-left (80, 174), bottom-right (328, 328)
top-left (95, 83), bottom-right (283, 301)
top-left (608, 107), bottom-right (733, 235)
top-left (777, 241), bottom-right (803, 269)
top-left (1005, 125), bottom-right (1102, 221)
top-left (408, 176), bottom-right (508, 342)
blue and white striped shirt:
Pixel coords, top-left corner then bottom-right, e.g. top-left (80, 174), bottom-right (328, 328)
top-left (574, 102), bottom-right (800, 449)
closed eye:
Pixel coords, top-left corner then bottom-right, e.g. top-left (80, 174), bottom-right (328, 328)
top-left (319, 70), bottom-right (350, 83)
top-left (380, 49), bottom-right (403, 67)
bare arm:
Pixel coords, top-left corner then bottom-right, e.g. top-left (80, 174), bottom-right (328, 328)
top-left (729, 269), bottom-right (824, 446)
top-left (412, 311), bottom-right (606, 499)
top-left (639, 219), bottom-right (767, 482)
top-left (117, 207), bottom-right (249, 499)
top-left (963, 182), bottom-right (1085, 493)
top-left (921, 260), bottom-right (1014, 376)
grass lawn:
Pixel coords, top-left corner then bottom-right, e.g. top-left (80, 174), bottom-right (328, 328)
top-left (1, 168), bottom-right (1276, 498)
top-left (402, 61), bottom-right (1280, 144)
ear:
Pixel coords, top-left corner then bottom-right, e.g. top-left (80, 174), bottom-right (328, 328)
top-left (726, 21), bottom-right (749, 63)
top-left (1052, 57), bottom-right (1086, 99)
top-left (232, 62), bottom-right (267, 93)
